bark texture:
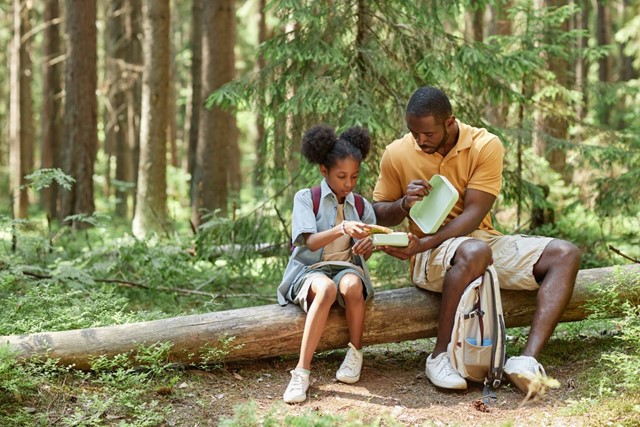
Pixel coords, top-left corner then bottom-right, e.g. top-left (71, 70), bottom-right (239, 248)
top-left (132, 0), bottom-right (170, 237)
top-left (191, 0), bottom-right (236, 225)
top-left (40, 0), bottom-right (63, 218)
top-left (61, 0), bottom-right (98, 224)
top-left (2, 265), bottom-right (638, 370)
top-left (9, 0), bottom-right (34, 219)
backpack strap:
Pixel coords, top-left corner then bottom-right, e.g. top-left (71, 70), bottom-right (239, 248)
top-left (311, 186), bottom-right (365, 219)
top-left (310, 186), bottom-right (321, 216)
top-left (354, 194), bottom-right (365, 219)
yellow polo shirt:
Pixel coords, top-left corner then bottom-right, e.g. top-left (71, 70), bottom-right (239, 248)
top-left (373, 120), bottom-right (503, 237)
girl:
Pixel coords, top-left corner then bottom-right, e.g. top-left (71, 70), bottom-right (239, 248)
top-left (277, 124), bottom-right (376, 404)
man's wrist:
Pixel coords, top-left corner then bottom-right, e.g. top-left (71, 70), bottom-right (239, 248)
top-left (400, 196), bottom-right (410, 214)
top-left (340, 220), bottom-right (347, 235)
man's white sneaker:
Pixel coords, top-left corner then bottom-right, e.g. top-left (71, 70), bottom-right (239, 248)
top-left (283, 369), bottom-right (310, 404)
top-left (336, 342), bottom-right (363, 384)
top-left (425, 352), bottom-right (467, 390)
top-left (504, 355), bottom-right (547, 395)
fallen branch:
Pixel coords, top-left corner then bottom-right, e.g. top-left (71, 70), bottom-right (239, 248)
top-left (20, 270), bottom-right (275, 302)
top-left (3, 265), bottom-right (638, 370)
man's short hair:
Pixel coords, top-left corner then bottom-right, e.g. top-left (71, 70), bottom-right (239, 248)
top-left (406, 87), bottom-right (452, 123)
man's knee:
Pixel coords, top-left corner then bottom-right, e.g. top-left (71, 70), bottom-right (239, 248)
top-left (541, 239), bottom-right (581, 271)
top-left (535, 239), bottom-right (581, 285)
top-left (451, 239), bottom-right (492, 278)
top-left (552, 240), bottom-right (581, 266)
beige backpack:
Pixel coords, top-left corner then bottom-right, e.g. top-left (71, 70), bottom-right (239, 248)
top-left (447, 265), bottom-right (506, 403)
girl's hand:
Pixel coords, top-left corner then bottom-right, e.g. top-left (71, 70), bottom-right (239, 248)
top-left (352, 235), bottom-right (373, 257)
top-left (343, 221), bottom-right (371, 240)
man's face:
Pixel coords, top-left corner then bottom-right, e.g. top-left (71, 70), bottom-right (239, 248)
top-left (406, 114), bottom-right (453, 155)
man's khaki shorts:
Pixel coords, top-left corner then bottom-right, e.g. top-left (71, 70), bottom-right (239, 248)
top-left (411, 230), bottom-right (553, 292)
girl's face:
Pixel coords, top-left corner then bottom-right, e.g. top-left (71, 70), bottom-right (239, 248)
top-left (320, 157), bottom-right (360, 203)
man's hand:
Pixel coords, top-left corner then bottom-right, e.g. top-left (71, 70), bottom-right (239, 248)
top-left (404, 179), bottom-right (433, 210)
top-left (378, 233), bottom-right (427, 260)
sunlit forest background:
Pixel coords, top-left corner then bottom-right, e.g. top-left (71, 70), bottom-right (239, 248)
top-left (0, 0), bottom-right (639, 424)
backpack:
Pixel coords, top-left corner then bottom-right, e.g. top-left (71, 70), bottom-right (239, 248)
top-left (290, 187), bottom-right (365, 252)
top-left (447, 265), bottom-right (506, 404)
top-left (309, 186), bottom-right (365, 218)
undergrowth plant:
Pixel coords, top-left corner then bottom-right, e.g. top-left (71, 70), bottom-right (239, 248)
top-left (587, 267), bottom-right (640, 394)
top-left (196, 335), bottom-right (244, 370)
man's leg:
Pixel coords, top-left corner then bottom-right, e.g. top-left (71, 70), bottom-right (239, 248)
top-left (424, 239), bottom-right (492, 390)
top-left (525, 239), bottom-right (581, 358)
top-left (503, 238), bottom-right (580, 394)
top-left (431, 239), bottom-right (493, 356)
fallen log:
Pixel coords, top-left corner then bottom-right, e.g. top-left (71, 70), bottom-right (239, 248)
top-left (2, 265), bottom-right (638, 370)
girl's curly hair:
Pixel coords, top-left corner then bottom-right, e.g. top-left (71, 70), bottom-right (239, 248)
top-left (301, 124), bottom-right (371, 169)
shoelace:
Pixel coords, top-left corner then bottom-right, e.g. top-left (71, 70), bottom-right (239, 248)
top-left (532, 361), bottom-right (547, 377)
top-left (439, 355), bottom-right (458, 376)
top-left (288, 372), bottom-right (306, 391)
top-left (343, 349), bottom-right (359, 368)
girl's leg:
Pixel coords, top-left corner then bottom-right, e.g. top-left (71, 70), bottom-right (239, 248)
top-left (296, 276), bottom-right (337, 370)
top-left (338, 273), bottom-right (365, 349)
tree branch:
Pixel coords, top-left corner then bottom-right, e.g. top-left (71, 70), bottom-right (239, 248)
top-left (20, 271), bottom-right (276, 302)
top-left (609, 245), bottom-right (639, 263)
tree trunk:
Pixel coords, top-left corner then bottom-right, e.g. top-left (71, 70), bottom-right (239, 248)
top-left (60, 0), bottom-right (97, 226)
top-left (126, 0), bottom-right (143, 215)
top-left (132, 0), bottom-right (170, 238)
top-left (187, 0), bottom-right (203, 203)
top-left (191, 0), bottom-right (236, 226)
top-left (253, 0), bottom-right (267, 190)
top-left (572, 0), bottom-right (589, 121)
top-left (167, 18), bottom-right (178, 169)
top-left (9, 0), bottom-right (34, 220)
top-left (485, 1), bottom-right (512, 127)
top-left (3, 265), bottom-right (638, 370)
top-left (533, 0), bottom-right (569, 184)
top-left (464, 4), bottom-right (484, 43)
top-left (106, 0), bottom-right (131, 218)
top-left (40, 0), bottom-right (63, 219)
top-left (596, 0), bottom-right (613, 125)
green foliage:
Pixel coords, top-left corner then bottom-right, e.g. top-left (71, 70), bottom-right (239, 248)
top-left (198, 335), bottom-right (244, 370)
top-left (219, 401), bottom-right (407, 427)
top-left (0, 269), bottom-right (146, 335)
top-left (0, 346), bottom-right (36, 404)
top-left (21, 168), bottom-right (74, 192)
top-left (586, 267), bottom-right (640, 393)
top-left (58, 344), bottom-right (179, 427)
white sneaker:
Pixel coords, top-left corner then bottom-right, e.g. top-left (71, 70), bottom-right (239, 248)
top-left (336, 342), bottom-right (363, 384)
top-left (504, 355), bottom-right (547, 395)
top-left (283, 369), bottom-right (310, 404)
top-left (425, 353), bottom-right (467, 390)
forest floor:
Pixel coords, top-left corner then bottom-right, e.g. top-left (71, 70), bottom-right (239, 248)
top-left (162, 337), bottom-right (617, 426)
top-left (7, 325), bottom-right (640, 426)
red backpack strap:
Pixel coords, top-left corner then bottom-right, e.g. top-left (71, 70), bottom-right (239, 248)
top-left (310, 186), bottom-right (321, 216)
top-left (312, 186), bottom-right (365, 219)
top-left (353, 193), bottom-right (365, 219)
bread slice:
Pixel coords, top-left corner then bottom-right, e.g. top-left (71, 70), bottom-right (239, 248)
top-left (369, 224), bottom-right (393, 234)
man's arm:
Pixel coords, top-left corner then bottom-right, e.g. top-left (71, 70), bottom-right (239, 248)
top-left (372, 199), bottom-right (408, 227)
top-left (373, 179), bottom-right (432, 227)
top-left (380, 188), bottom-right (496, 260)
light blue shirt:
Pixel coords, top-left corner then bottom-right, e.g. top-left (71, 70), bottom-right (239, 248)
top-left (277, 179), bottom-right (377, 305)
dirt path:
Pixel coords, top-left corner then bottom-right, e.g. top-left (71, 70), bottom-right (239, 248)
top-left (166, 340), bottom-right (590, 426)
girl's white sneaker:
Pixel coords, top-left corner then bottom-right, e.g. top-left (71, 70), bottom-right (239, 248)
top-left (336, 342), bottom-right (363, 384)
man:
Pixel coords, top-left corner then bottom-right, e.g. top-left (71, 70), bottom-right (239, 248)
top-left (372, 86), bottom-right (581, 393)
